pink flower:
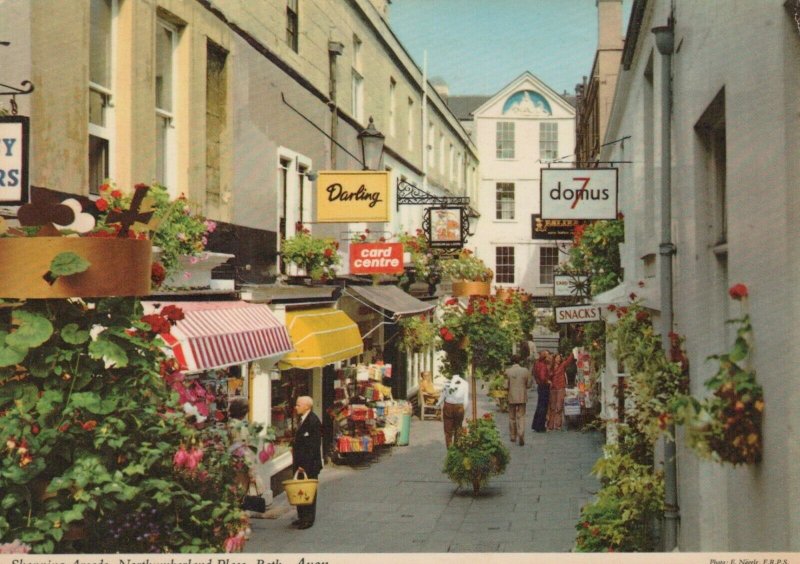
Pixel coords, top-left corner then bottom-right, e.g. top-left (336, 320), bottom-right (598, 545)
top-left (189, 256), bottom-right (199, 264)
top-left (258, 442), bottom-right (276, 463)
top-left (223, 531), bottom-right (247, 553)
top-left (205, 220), bottom-right (217, 233)
top-left (185, 447), bottom-right (204, 470)
top-left (0, 540), bottom-right (32, 554)
top-left (728, 283), bottom-right (748, 301)
top-left (183, 271), bottom-right (192, 280)
top-left (173, 447), bottom-right (189, 468)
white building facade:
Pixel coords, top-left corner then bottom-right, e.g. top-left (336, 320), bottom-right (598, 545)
top-left (470, 72), bottom-right (576, 299)
top-left (598, 0), bottom-right (800, 551)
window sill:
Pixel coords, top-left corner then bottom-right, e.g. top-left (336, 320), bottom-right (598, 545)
top-left (493, 219), bottom-right (517, 223)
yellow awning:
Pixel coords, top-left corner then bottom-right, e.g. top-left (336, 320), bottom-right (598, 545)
top-left (278, 308), bottom-right (363, 370)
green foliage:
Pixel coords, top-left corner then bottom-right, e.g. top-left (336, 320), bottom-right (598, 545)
top-left (673, 313), bottom-right (763, 465)
top-left (574, 444), bottom-right (664, 552)
top-left (566, 219), bottom-right (624, 297)
top-left (0, 298), bottom-right (251, 553)
top-left (397, 314), bottom-right (440, 353)
top-left (48, 252), bottom-right (91, 279)
top-left (439, 293), bottom-right (533, 378)
top-left (443, 414), bottom-right (510, 492)
top-left (440, 248), bottom-right (493, 283)
top-left (606, 302), bottom-right (689, 443)
top-left (396, 230), bottom-right (440, 288)
top-left (281, 225), bottom-right (341, 281)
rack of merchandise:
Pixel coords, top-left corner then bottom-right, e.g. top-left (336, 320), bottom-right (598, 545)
top-left (329, 363), bottom-right (409, 461)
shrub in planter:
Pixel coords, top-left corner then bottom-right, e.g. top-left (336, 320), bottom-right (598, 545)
top-left (440, 249), bottom-right (493, 284)
top-left (574, 444), bottom-right (664, 552)
top-left (281, 223), bottom-right (340, 281)
top-left (0, 298), bottom-right (251, 553)
top-left (397, 314), bottom-right (440, 354)
top-left (443, 413), bottom-right (509, 495)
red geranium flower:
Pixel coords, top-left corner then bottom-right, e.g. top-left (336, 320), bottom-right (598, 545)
top-left (141, 314), bottom-right (171, 334)
top-left (607, 304), bottom-right (617, 312)
top-left (99, 183), bottom-right (110, 192)
top-left (95, 198), bottom-right (109, 212)
top-left (82, 420), bottom-right (98, 431)
top-left (324, 248), bottom-right (333, 258)
top-left (728, 283), bottom-right (748, 301)
top-left (111, 189), bottom-right (122, 199)
top-left (151, 262), bottom-right (166, 287)
top-left (635, 311), bottom-right (649, 323)
top-left (160, 304), bottom-right (185, 322)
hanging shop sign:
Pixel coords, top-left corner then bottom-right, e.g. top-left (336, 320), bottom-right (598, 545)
top-left (531, 214), bottom-right (589, 240)
top-left (554, 274), bottom-right (589, 297)
top-left (316, 171), bottom-right (390, 223)
top-left (427, 206), bottom-right (465, 249)
top-left (554, 304), bottom-right (602, 324)
top-left (349, 242), bottom-right (404, 275)
top-left (540, 168), bottom-right (617, 220)
top-left (0, 115), bottom-right (30, 205)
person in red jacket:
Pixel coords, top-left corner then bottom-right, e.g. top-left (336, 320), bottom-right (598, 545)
top-left (531, 351), bottom-right (552, 433)
top-left (546, 353), bottom-right (575, 431)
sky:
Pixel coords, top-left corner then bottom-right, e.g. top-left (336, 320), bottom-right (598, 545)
top-left (389, 0), bottom-right (632, 97)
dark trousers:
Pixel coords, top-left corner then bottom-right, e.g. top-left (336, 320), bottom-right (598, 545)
top-left (295, 468), bottom-right (319, 524)
top-left (442, 402), bottom-right (465, 447)
top-left (532, 384), bottom-right (550, 432)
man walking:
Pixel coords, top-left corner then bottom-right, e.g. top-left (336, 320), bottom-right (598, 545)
top-left (531, 350), bottom-right (551, 433)
top-left (291, 395), bottom-right (322, 529)
top-left (505, 354), bottom-right (533, 446)
top-left (436, 374), bottom-right (470, 448)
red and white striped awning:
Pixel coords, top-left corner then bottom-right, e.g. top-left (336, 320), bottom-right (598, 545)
top-left (143, 301), bottom-right (293, 373)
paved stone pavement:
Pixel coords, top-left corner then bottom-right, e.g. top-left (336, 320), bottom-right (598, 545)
top-left (246, 383), bottom-right (604, 554)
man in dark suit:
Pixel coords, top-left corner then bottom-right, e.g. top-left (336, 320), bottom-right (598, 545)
top-left (291, 395), bottom-right (322, 529)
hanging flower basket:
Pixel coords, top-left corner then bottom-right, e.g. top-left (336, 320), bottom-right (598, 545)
top-left (452, 280), bottom-right (491, 297)
top-left (0, 238), bottom-right (151, 298)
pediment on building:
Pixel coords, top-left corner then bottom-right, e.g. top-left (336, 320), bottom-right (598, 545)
top-left (472, 71), bottom-right (575, 120)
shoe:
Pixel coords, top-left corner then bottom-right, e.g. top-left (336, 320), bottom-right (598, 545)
top-left (291, 519), bottom-right (302, 527)
top-left (518, 437), bottom-right (524, 446)
top-left (296, 521), bottom-right (313, 530)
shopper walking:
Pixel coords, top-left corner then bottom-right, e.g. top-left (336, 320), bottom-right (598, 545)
top-left (505, 354), bottom-right (533, 446)
top-left (531, 351), bottom-right (551, 433)
top-left (436, 374), bottom-right (470, 448)
top-left (291, 395), bottom-right (322, 529)
top-left (546, 353), bottom-right (575, 431)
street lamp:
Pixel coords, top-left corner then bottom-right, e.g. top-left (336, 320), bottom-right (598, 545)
top-left (358, 116), bottom-right (385, 171)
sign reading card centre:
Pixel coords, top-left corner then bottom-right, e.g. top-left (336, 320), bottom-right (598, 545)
top-left (316, 171), bottom-right (390, 223)
top-left (540, 168), bottom-right (617, 220)
top-left (349, 242), bottom-right (404, 274)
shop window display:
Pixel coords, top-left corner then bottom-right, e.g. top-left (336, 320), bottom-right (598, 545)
top-left (271, 368), bottom-right (311, 446)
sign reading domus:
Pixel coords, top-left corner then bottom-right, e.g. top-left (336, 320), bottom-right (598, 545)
top-left (316, 171), bottom-right (390, 223)
top-left (540, 168), bottom-right (617, 220)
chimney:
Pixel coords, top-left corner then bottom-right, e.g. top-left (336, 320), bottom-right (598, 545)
top-left (431, 78), bottom-right (449, 103)
top-left (597, 0), bottom-right (623, 50)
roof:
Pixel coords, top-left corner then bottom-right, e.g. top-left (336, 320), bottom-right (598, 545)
top-left (446, 96), bottom-right (492, 120)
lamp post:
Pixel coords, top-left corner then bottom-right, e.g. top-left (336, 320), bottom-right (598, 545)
top-left (652, 19), bottom-right (679, 552)
top-left (358, 116), bottom-right (385, 171)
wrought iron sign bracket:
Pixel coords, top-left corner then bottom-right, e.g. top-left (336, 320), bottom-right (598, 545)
top-left (0, 79), bottom-right (34, 116)
top-left (396, 178), bottom-right (470, 210)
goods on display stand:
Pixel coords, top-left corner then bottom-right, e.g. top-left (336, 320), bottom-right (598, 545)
top-left (329, 363), bottom-right (410, 461)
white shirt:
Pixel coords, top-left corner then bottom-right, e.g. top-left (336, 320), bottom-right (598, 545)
top-left (436, 375), bottom-right (470, 410)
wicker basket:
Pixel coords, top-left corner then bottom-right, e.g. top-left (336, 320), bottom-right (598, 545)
top-left (282, 469), bottom-right (318, 506)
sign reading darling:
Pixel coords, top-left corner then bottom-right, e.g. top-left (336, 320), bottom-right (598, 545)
top-left (540, 168), bottom-right (618, 220)
top-left (316, 171), bottom-right (390, 223)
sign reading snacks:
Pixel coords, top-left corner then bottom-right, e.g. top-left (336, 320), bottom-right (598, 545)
top-left (540, 168), bottom-right (618, 220)
top-left (554, 274), bottom-right (589, 297)
top-left (531, 214), bottom-right (588, 240)
top-left (349, 242), bottom-right (404, 275)
top-left (316, 171), bottom-right (390, 223)
top-left (554, 304), bottom-right (602, 324)
top-left (0, 115), bottom-right (30, 204)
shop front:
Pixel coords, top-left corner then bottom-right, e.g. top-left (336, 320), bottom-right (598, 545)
top-left (338, 284), bottom-right (436, 400)
top-left (142, 299), bottom-right (293, 425)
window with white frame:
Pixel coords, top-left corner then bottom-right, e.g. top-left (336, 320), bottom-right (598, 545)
top-left (496, 182), bottom-right (515, 220)
top-left (540, 122), bottom-right (558, 161)
top-left (286, 0), bottom-right (298, 52)
top-left (388, 78), bottom-right (396, 137)
top-left (155, 18), bottom-right (178, 194)
top-left (539, 246), bottom-right (559, 284)
top-left (496, 121), bottom-right (515, 159)
top-left (351, 35), bottom-right (364, 122)
top-left (496, 246), bottom-right (515, 284)
top-left (88, 0), bottom-right (116, 195)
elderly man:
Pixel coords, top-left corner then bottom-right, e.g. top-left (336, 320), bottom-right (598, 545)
top-left (505, 354), bottom-right (533, 446)
top-left (291, 395), bottom-right (322, 529)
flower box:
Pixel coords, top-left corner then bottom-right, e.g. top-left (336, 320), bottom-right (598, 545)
top-left (452, 280), bottom-right (491, 297)
top-left (161, 251), bottom-right (234, 289)
top-left (0, 237), bottom-right (151, 298)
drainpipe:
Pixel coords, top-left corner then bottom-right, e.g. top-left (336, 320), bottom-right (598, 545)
top-left (652, 20), bottom-right (678, 551)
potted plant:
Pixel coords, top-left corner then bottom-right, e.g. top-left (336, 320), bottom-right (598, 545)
top-left (281, 223), bottom-right (340, 281)
top-left (443, 413), bottom-right (510, 495)
top-left (486, 374), bottom-right (508, 412)
top-left (397, 314), bottom-right (440, 353)
top-left (397, 229), bottom-right (441, 291)
top-left (440, 248), bottom-right (493, 297)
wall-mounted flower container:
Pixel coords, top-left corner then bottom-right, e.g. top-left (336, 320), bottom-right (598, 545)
top-left (0, 238), bottom-right (151, 298)
top-left (161, 251), bottom-right (234, 289)
top-left (452, 280), bottom-right (491, 297)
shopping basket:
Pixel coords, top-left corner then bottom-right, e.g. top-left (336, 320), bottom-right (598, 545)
top-left (282, 469), bottom-right (318, 506)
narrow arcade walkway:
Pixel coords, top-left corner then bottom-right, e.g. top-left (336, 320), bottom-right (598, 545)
top-left (247, 383), bottom-right (604, 553)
